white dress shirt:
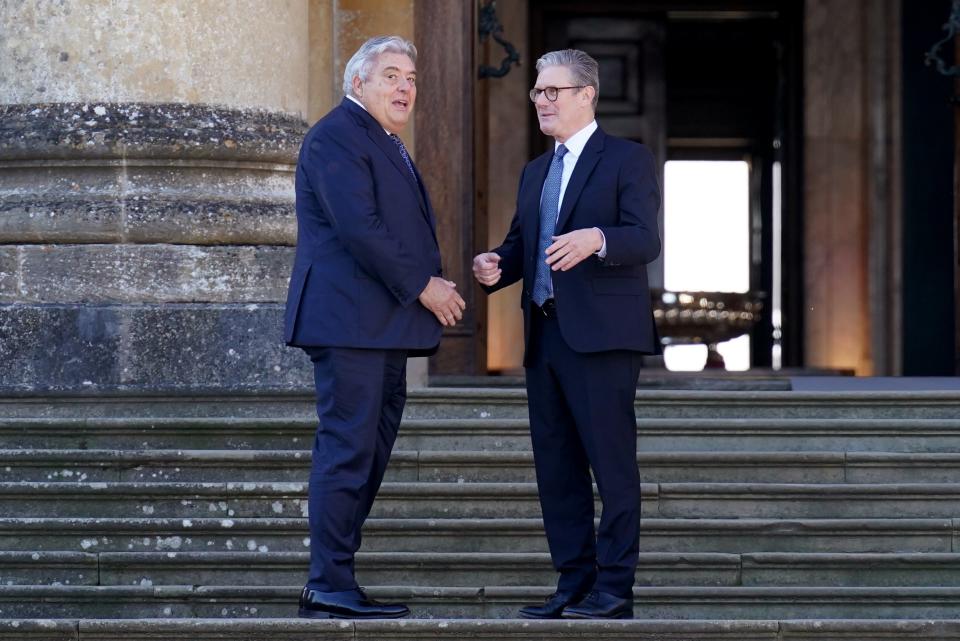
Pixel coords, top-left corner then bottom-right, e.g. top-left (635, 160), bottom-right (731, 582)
top-left (553, 120), bottom-right (597, 208)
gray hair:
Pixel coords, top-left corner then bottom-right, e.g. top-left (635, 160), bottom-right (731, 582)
top-left (343, 35), bottom-right (418, 96)
top-left (535, 49), bottom-right (599, 109)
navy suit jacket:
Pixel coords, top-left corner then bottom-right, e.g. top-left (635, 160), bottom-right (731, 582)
top-left (284, 98), bottom-right (442, 355)
top-left (486, 127), bottom-right (662, 366)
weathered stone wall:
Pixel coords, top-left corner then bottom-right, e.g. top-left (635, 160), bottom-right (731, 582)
top-left (1, 1), bottom-right (309, 112)
top-left (0, 1), bottom-right (312, 392)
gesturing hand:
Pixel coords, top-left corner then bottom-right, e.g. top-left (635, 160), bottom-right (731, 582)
top-left (546, 228), bottom-right (604, 271)
top-left (418, 276), bottom-right (466, 326)
top-left (472, 252), bottom-right (502, 286)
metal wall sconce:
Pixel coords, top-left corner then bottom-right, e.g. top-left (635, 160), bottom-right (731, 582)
top-left (478, 0), bottom-right (521, 79)
top-left (925, 0), bottom-right (960, 77)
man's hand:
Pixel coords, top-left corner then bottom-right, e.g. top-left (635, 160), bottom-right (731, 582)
top-left (419, 276), bottom-right (466, 326)
top-left (472, 252), bottom-right (502, 286)
top-left (546, 228), bottom-right (604, 271)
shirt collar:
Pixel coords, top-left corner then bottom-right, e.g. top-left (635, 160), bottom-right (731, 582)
top-left (555, 120), bottom-right (598, 159)
top-left (346, 95), bottom-right (392, 135)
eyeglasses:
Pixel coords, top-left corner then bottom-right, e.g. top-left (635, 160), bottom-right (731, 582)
top-left (529, 86), bottom-right (586, 102)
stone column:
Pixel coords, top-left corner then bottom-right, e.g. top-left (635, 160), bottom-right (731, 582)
top-left (0, 1), bottom-right (311, 392)
top-left (414, 0), bottom-right (478, 376)
top-left (865, 0), bottom-right (903, 376)
top-left (804, 0), bottom-right (873, 375)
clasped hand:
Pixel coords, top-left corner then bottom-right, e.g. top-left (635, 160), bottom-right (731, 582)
top-left (419, 276), bottom-right (466, 326)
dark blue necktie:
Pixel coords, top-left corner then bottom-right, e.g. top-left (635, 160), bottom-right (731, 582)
top-left (389, 134), bottom-right (417, 180)
top-left (532, 144), bottom-right (568, 306)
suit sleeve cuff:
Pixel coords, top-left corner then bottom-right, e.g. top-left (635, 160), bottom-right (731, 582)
top-left (396, 271), bottom-right (433, 308)
top-left (593, 227), bottom-right (607, 259)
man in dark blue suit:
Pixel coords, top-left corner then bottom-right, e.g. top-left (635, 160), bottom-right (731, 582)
top-left (473, 49), bottom-right (661, 620)
top-left (286, 35), bottom-right (465, 619)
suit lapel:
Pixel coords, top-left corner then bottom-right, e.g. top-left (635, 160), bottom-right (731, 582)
top-left (341, 99), bottom-right (430, 217)
top-left (522, 151), bottom-right (554, 251)
top-left (554, 128), bottom-right (604, 233)
top-left (366, 127), bottom-right (430, 216)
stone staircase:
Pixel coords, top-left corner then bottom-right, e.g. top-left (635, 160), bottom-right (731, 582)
top-left (2, 387), bottom-right (960, 639)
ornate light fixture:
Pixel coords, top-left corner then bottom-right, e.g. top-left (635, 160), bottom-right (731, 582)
top-left (653, 290), bottom-right (764, 370)
top-left (478, 0), bottom-right (520, 79)
top-left (925, 0), bottom-right (960, 77)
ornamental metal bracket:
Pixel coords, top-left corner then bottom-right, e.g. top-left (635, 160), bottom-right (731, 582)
top-left (925, 0), bottom-right (960, 77)
top-left (478, 0), bottom-right (520, 79)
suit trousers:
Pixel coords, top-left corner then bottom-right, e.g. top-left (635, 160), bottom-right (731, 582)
top-left (525, 310), bottom-right (642, 598)
top-left (302, 346), bottom-right (407, 591)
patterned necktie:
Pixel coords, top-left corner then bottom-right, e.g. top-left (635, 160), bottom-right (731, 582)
top-left (532, 144), bottom-right (568, 306)
top-left (389, 133), bottom-right (418, 180)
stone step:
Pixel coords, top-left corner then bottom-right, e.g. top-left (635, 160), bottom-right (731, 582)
top-left (4, 481), bottom-right (960, 520)
top-left (405, 389), bottom-right (960, 420)
top-left (0, 481), bottom-right (563, 519)
top-left (9, 618), bottom-right (960, 641)
top-left (7, 551), bottom-right (960, 589)
top-left (6, 389), bottom-right (960, 421)
top-left (431, 373), bottom-right (797, 391)
top-left (5, 585), bottom-right (960, 619)
top-left (0, 551), bottom-right (736, 588)
top-left (653, 482), bottom-right (960, 519)
top-left (0, 449), bottom-right (316, 483)
top-left (6, 417), bottom-right (960, 452)
top-left (737, 552), bottom-right (960, 587)
top-left (0, 551), bottom-right (96, 587)
top-left (0, 517), bottom-right (953, 554)
top-left (7, 449), bottom-right (960, 484)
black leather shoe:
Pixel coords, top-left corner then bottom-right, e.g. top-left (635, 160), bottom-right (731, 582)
top-left (298, 587), bottom-right (410, 619)
top-left (519, 591), bottom-right (585, 619)
top-left (562, 590), bottom-right (634, 619)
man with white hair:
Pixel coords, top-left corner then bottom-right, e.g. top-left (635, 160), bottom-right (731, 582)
top-left (285, 35), bottom-right (465, 619)
top-left (473, 48), bottom-right (661, 620)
